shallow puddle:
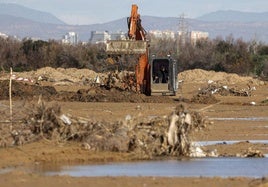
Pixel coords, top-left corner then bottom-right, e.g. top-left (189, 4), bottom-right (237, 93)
top-left (194, 140), bottom-right (268, 146)
top-left (209, 117), bottom-right (268, 121)
top-left (43, 157), bottom-right (268, 178)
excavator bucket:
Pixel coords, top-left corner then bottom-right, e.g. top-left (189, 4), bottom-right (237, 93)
top-left (106, 40), bottom-right (147, 54)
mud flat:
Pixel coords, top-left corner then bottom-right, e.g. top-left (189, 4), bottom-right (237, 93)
top-left (0, 68), bottom-right (267, 187)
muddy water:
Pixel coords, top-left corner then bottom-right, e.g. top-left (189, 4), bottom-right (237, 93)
top-left (195, 140), bottom-right (268, 146)
top-left (44, 157), bottom-right (268, 178)
top-left (209, 117), bottom-right (268, 121)
top-left (41, 117), bottom-right (268, 178)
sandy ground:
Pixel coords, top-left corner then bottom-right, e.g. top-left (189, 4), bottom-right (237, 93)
top-left (0, 68), bottom-right (268, 186)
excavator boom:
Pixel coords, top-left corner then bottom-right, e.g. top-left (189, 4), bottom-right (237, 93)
top-left (128, 4), bottom-right (138, 39)
top-left (106, 4), bottom-right (151, 95)
top-left (128, 4), bottom-right (146, 41)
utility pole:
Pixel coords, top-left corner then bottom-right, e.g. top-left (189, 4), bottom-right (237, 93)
top-left (177, 13), bottom-right (188, 56)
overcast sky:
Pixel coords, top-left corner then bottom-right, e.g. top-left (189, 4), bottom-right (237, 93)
top-left (1, 0), bottom-right (268, 25)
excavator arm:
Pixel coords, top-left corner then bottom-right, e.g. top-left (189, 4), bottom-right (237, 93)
top-left (128, 4), bottom-right (150, 95)
top-left (127, 4), bottom-right (147, 41)
top-left (106, 4), bottom-right (151, 95)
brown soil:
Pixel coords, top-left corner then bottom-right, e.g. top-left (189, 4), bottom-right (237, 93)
top-left (0, 68), bottom-right (268, 187)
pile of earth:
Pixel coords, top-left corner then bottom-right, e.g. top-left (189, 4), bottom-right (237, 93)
top-left (0, 67), bottom-right (101, 83)
top-left (191, 93), bottom-right (219, 104)
top-left (178, 69), bottom-right (264, 86)
top-left (0, 80), bottom-right (177, 103)
top-left (178, 69), bottom-right (265, 104)
top-left (1, 67), bottom-right (264, 86)
top-left (0, 67), bottom-right (265, 104)
top-left (0, 80), bottom-right (57, 100)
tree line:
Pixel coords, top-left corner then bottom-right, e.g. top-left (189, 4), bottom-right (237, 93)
top-left (0, 38), bottom-right (106, 72)
top-left (0, 36), bottom-right (268, 78)
top-left (150, 35), bottom-right (268, 78)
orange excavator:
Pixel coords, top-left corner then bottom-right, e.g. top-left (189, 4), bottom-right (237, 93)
top-left (127, 4), bottom-right (151, 95)
top-left (106, 4), bottom-right (178, 96)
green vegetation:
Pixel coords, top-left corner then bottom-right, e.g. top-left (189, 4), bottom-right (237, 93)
top-left (0, 36), bottom-right (268, 79)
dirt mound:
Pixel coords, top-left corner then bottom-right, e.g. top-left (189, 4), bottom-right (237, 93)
top-left (0, 80), bottom-right (176, 103)
top-left (178, 69), bottom-right (263, 85)
top-left (0, 80), bottom-right (57, 100)
top-left (191, 94), bottom-right (219, 104)
top-left (2, 67), bottom-right (265, 87)
top-left (3, 67), bottom-right (101, 83)
top-left (1, 67), bottom-right (265, 104)
top-left (57, 86), bottom-right (176, 103)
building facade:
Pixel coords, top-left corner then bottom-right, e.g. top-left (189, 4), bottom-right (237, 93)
top-left (149, 30), bottom-right (209, 46)
top-left (90, 31), bottom-right (110, 44)
top-left (62, 32), bottom-right (78, 45)
top-left (90, 31), bottom-right (127, 44)
top-left (189, 31), bottom-right (209, 45)
top-left (149, 30), bottom-right (176, 40)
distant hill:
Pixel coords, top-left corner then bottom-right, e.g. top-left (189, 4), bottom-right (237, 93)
top-left (0, 3), bottom-right (65, 25)
top-left (197, 10), bottom-right (268, 22)
top-left (0, 4), bottom-right (268, 43)
top-left (0, 14), bottom-right (67, 39)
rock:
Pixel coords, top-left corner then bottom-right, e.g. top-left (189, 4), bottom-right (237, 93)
top-left (207, 149), bottom-right (218, 157)
top-left (243, 149), bottom-right (264, 158)
top-left (167, 113), bottom-right (179, 146)
top-left (184, 113), bottom-right (192, 125)
top-left (189, 144), bottom-right (206, 157)
top-left (60, 114), bottom-right (72, 125)
top-left (81, 142), bottom-right (91, 150)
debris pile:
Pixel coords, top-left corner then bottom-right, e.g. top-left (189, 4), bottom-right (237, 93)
top-left (103, 71), bottom-right (137, 92)
top-left (241, 148), bottom-right (264, 158)
top-left (1, 102), bottom-right (209, 158)
top-left (191, 93), bottom-right (219, 104)
top-left (14, 67), bottom-right (138, 93)
top-left (198, 82), bottom-right (254, 97)
top-left (191, 81), bottom-right (256, 104)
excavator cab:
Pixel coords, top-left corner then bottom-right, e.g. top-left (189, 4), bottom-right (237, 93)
top-left (151, 55), bottom-right (178, 96)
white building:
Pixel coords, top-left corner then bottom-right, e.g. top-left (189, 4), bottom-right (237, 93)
top-left (62, 32), bottom-right (78, 45)
top-left (90, 31), bottom-right (111, 44)
top-left (149, 30), bottom-right (209, 45)
top-left (149, 30), bottom-right (176, 39)
top-left (190, 31), bottom-right (209, 45)
top-left (90, 31), bottom-right (127, 44)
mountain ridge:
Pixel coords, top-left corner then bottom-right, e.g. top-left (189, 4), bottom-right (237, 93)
top-left (197, 10), bottom-right (268, 22)
top-left (0, 3), bottom-right (65, 25)
top-left (0, 3), bottom-right (268, 43)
